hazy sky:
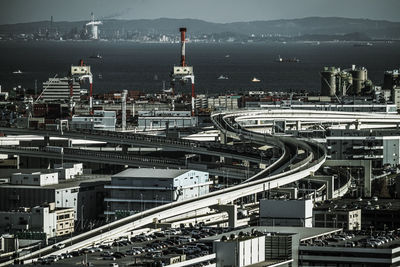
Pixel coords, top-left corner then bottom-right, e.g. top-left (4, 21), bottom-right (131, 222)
top-left (1, 0), bottom-right (400, 24)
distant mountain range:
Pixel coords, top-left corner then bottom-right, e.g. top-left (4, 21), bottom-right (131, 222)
top-left (1, 17), bottom-right (400, 40)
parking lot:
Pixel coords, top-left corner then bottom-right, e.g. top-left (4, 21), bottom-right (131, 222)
top-left (33, 226), bottom-right (225, 266)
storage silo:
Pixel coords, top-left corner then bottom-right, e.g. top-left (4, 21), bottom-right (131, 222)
top-left (320, 67), bottom-right (337, 96)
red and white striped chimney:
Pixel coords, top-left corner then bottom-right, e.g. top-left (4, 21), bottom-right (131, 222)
top-left (179, 27), bottom-right (186, 67)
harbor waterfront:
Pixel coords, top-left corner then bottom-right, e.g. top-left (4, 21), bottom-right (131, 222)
top-left (1, 41), bottom-right (400, 94)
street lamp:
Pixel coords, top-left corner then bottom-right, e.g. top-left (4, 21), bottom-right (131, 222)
top-left (140, 194), bottom-right (143, 219)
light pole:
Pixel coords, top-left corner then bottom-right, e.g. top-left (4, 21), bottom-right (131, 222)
top-left (140, 194), bottom-right (143, 219)
top-left (60, 147), bottom-right (64, 169)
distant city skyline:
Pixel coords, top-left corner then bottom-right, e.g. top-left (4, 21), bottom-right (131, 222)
top-left (1, 0), bottom-right (400, 25)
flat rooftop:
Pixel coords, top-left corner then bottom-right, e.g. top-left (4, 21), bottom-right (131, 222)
top-left (314, 198), bottom-right (400, 212)
top-left (112, 168), bottom-right (190, 179)
top-left (0, 175), bottom-right (110, 190)
top-left (202, 226), bottom-right (341, 242)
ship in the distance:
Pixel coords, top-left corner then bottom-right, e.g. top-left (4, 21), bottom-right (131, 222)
top-left (353, 42), bottom-right (373, 47)
top-left (12, 70), bottom-right (23, 74)
top-left (251, 77), bottom-right (261, 82)
top-left (217, 75), bottom-right (229, 80)
top-left (274, 55), bottom-right (300, 63)
top-left (89, 53), bottom-right (102, 59)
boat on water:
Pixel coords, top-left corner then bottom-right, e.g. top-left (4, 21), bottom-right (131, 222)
top-left (89, 53), bottom-right (102, 59)
top-left (12, 70), bottom-right (23, 74)
top-left (217, 75), bottom-right (229, 80)
top-left (251, 77), bottom-right (260, 82)
top-left (275, 55), bottom-right (300, 63)
top-left (353, 42), bottom-right (373, 47)
top-left (225, 54), bottom-right (230, 58)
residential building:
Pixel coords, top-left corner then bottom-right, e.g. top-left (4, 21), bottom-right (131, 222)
top-left (41, 77), bottom-right (81, 103)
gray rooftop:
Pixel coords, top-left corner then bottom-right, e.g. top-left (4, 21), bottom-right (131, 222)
top-left (202, 226), bottom-right (341, 242)
top-left (0, 175), bottom-right (111, 190)
top-left (112, 168), bottom-right (189, 179)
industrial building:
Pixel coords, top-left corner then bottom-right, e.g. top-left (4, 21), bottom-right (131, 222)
top-left (105, 168), bottom-right (210, 216)
top-left (53, 163), bottom-right (83, 180)
top-left (203, 226), bottom-right (342, 267)
top-left (213, 234), bottom-right (266, 267)
top-left (137, 110), bottom-right (197, 130)
top-left (0, 203), bottom-right (74, 239)
top-left (0, 176), bottom-right (110, 221)
top-left (70, 110), bottom-right (116, 131)
top-left (11, 171), bottom-right (58, 186)
top-left (258, 103), bottom-right (397, 114)
top-left (259, 199), bottom-right (313, 227)
top-left (327, 128), bottom-right (400, 168)
top-left (313, 206), bottom-right (361, 231)
top-left (320, 65), bottom-right (372, 97)
top-left (207, 95), bottom-right (242, 110)
top-left (299, 239), bottom-right (400, 266)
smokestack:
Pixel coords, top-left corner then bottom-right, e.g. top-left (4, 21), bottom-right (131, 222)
top-left (122, 90), bottom-right (128, 131)
top-left (89, 82), bottom-right (93, 115)
top-left (180, 27), bottom-right (186, 66)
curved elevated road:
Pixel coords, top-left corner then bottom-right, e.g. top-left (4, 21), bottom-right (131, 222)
top-left (0, 110), bottom-right (327, 266)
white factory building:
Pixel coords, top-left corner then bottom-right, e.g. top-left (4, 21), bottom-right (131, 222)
top-left (11, 172), bottom-right (59, 186)
top-left (53, 163), bottom-right (83, 180)
top-left (213, 234), bottom-right (266, 267)
top-left (105, 168), bottom-right (211, 216)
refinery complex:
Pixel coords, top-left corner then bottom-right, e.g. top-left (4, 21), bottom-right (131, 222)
top-left (1, 22), bottom-right (400, 267)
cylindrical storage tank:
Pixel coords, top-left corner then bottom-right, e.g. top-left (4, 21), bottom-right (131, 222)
top-left (383, 71), bottom-right (395, 90)
top-left (321, 67), bottom-right (336, 96)
top-left (350, 68), bottom-right (367, 95)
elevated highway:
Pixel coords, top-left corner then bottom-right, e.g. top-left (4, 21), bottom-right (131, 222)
top-left (0, 127), bottom-right (267, 164)
top-left (0, 146), bottom-right (252, 180)
top-left (0, 110), bottom-right (327, 266)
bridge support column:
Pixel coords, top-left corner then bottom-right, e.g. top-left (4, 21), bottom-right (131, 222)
top-left (306, 175), bottom-right (334, 200)
top-left (324, 160), bottom-right (372, 198)
top-left (44, 136), bottom-right (50, 146)
top-left (122, 144), bottom-right (129, 154)
top-left (211, 204), bottom-right (237, 228)
top-left (269, 187), bottom-right (298, 199)
top-left (220, 132), bottom-right (227, 145)
top-left (296, 121), bottom-right (301, 131)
